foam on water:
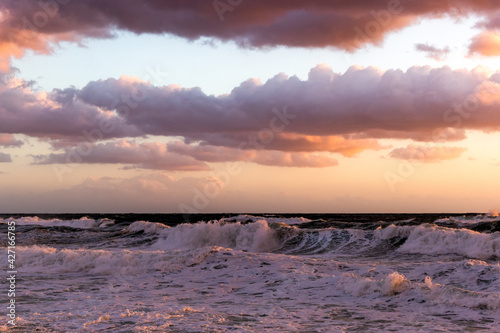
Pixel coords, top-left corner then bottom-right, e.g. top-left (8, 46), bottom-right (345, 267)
top-left (0, 216), bottom-right (114, 229)
top-left (435, 214), bottom-right (500, 225)
top-left (223, 214), bottom-right (313, 225)
top-left (3, 214), bottom-right (500, 332)
top-left (128, 219), bottom-right (288, 252)
top-left (16, 245), bottom-right (220, 275)
top-left (375, 224), bottom-right (500, 259)
top-left (127, 220), bottom-right (500, 259)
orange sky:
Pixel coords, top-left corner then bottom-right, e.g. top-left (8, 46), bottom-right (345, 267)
top-left (0, 1), bottom-right (499, 213)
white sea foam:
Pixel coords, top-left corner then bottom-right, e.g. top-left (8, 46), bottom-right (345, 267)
top-left (127, 220), bottom-right (169, 234)
top-left (435, 214), bottom-right (500, 224)
top-left (13, 241), bottom-right (500, 332)
top-left (375, 224), bottom-right (500, 258)
top-left (398, 225), bottom-right (500, 258)
top-left (0, 216), bottom-right (114, 229)
top-left (9, 215), bottom-right (500, 332)
top-left (16, 245), bottom-right (222, 275)
top-left (128, 220), bottom-right (284, 252)
top-left (337, 271), bottom-right (410, 297)
top-left (130, 220), bottom-right (500, 259)
top-left (223, 214), bottom-right (312, 225)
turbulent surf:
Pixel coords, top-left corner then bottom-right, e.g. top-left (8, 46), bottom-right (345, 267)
top-left (1, 213), bottom-right (499, 332)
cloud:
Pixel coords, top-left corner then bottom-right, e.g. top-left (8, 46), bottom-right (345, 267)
top-left (171, 134), bottom-right (384, 157)
top-left (0, 134), bottom-right (23, 147)
top-left (468, 31), bottom-right (500, 56)
top-left (33, 140), bottom-right (211, 171)
top-left (2, 0), bottom-right (500, 68)
top-left (415, 43), bottom-right (450, 60)
top-left (4, 65), bottom-right (500, 161)
top-left (252, 151), bottom-right (338, 168)
top-left (168, 140), bottom-right (339, 168)
top-left (0, 74), bottom-right (139, 139)
top-left (0, 152), bottom-right (12, 162)
top-left (76, 65), bottom-right (500, 142)
top-left (389, 144), bottom-right (467, 162)
top-left (34, 139), bottom-right (339, 169)
top-left (167, 141), bottom-right (254, 163)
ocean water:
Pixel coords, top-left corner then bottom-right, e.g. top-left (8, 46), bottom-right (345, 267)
top-left (1, 213), bottom-right (499, 332)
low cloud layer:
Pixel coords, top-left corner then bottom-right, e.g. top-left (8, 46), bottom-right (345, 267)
top-left (33, 140), bottom-right (211, 171)
top-left (34, 140), bottom-right (339, 169)
top-left (389, 144), bottom-right (467, 162)
top-left (3, 65), bottom-right (500, 142)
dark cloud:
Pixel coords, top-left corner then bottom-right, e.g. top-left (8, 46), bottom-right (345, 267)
top-left (1, 0), bottom-right (500, 68)
top-left (3, 65), bottom-right (500, 157)
top-left (76, 65), bottom-right (500, 143)
top-left (415, 43), bottom-right (450, 60)
top-left (0, 75), bottom-right (140, 139)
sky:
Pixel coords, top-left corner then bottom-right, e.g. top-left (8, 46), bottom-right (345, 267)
top-left (0, 0), bottom-right (500, 213)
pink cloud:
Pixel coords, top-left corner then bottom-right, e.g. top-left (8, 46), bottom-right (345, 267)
top-left (4, 65), bottom-right (500, 168)
top-left (35, 139), bottom-right (339, 169)
top-left (76, 66), bottom-right (500, 142)
top-left (34, 140), bottom-right (210, 171)
top-left (252, 151), bottom-right (338, 168)
top-left (468, 31), bottom-right (500, 56)
top-left (389, 144), bottom-right (467, 162)
top-left (0, 134), bottom-right (23, 147)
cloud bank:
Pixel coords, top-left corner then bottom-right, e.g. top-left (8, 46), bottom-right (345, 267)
top-left (2, 64), bottom-right (500, 168)
top-left (2, 0), bottom-right (500, 71)
top-left (3, 65), bottom-right (500, 143)
top-left (34, 140), bottom-right (339, 169)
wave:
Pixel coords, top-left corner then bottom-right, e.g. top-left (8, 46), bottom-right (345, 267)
top-left (15, 242), bottom-right (500, 312)
top-left (274, 223), bottom-right (499, 259)
top-left (375, 224), bottom-right (500, 259)
top-left (127, 219), bottom-right (295, 252)
top-left (125, 219), bottom-right (500, 259)
top-left (222, 214), bottom-right (313, 225)
top-left (435, 214), bottom-right (500, 225)
top-left (336, 272), bottom-right (500, 310)
top-left (8, 215), bottom-right (497, 259)
top-left (0, 216), bottom-right (114, 229)
top-left (15, 245), bottom-right (224, 275)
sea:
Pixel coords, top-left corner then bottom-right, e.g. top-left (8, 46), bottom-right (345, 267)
top-left (0, 213), bottom-right (499, 332)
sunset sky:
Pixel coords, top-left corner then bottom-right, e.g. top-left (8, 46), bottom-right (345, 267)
top-left (1, 0), bottom-right (500, 213)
